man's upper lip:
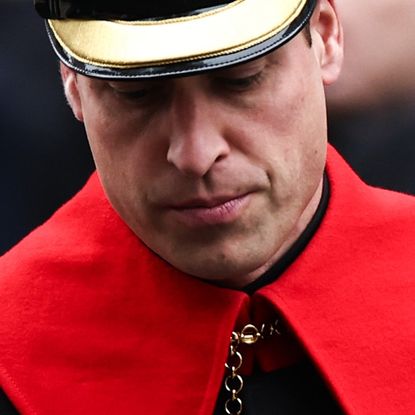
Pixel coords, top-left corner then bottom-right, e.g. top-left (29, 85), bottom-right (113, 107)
top-left (169, 194), bottom-right (248, 209)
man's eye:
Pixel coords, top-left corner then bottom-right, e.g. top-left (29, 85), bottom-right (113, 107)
top-left (217, 72), bottom-right (263, 91)
top-left (115, 88), bottom-right (152, 100)
top-left (110, 81), bottom-right (164, 102)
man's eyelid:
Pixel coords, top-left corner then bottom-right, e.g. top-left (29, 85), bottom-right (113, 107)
top-left (215, 60), bottom-right (266, 79)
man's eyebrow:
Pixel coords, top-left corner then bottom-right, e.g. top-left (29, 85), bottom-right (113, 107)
top-left (108, 79), bottom-right (160, 88)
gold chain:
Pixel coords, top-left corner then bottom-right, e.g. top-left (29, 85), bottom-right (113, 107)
top-left (224, 320), bottom-right (281, 414)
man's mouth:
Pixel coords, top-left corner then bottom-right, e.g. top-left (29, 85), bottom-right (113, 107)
top-left (168, 193), bottom-right (252, 226)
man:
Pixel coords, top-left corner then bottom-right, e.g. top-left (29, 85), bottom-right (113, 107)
top-left (0, 1), bottom-right (414, 414)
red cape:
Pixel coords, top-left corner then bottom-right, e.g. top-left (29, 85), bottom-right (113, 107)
top-left (1, 147), bottom-right (414, 414)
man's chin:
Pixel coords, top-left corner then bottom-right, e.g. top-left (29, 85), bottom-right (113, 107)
top-left (163, 246), bottom-right (269, 289)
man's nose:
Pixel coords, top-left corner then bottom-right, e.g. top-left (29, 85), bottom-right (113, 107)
top-left (166, 91), bottom-right (230, 178)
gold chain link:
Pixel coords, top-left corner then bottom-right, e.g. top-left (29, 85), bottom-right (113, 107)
top-left (224, 320), bottom-right (280, 414)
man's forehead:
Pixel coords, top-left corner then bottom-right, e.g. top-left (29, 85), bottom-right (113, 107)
top-left (38, 0), bottom-right (317, 80)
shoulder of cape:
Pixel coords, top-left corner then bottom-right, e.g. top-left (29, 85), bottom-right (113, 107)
top-left (0, 172), bottom-right (246, 415)
top-left (258, 147), bottom-right (415, 415)
top-left (326, 145), bottom-right (415, 239)
top-left (1, 172), bottom-right (137, 266)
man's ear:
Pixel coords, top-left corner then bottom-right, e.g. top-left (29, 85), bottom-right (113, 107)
top-left (60, 63), bottom-right (84, 122)
top-left (310, 0), bottom-right (344, 86)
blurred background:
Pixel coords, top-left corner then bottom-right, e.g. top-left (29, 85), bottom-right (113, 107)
top-left (1, 0), bottom-right (94, 254)
top-left (1, 0), bottom-right (414, 255)
top-left (326, 0), bottom-right (415, 195)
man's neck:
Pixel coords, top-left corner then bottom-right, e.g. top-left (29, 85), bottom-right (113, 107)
top-left (212, 175), bottom-right (327, 291)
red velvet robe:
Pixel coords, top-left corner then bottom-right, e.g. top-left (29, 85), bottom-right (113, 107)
top-left (0, 147), bottom-right (414, 414)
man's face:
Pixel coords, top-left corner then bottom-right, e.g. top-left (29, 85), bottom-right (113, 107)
top-left (64, 3), bottom-right (342, 287)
